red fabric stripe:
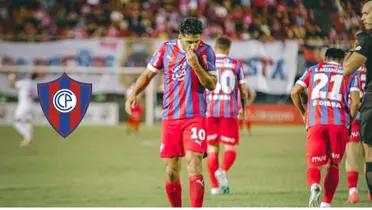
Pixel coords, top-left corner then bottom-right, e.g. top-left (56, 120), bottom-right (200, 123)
top-left (219, 58), bottom-right (226, 117)
top-left (340, 79), bottom-right (348, 125)
top-left (48, 82), bottom-right (60, 130)
top-left (166, 46), bottom-right (179, 118)
top-left (69, 82), bottom-right (81, 129)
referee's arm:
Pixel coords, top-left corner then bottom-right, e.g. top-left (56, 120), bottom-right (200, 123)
top-left (343, 50), bottom-right (367, 75)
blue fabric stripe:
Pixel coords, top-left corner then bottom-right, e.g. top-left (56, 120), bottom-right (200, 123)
top-left (185, 65), bottom-right (193, 118)
top-left (320, 71), bottom-right (330, 125)
top-left (39, 84), bottom-right (49, 115)
top-left (60, 76), bottom-right (70, 136)
top-left (333, 73), bottom-right (342, 125)
top-left (162, 43), bottom-right (172, 119)
top-left (309, 69), bottom-right (316, 127)
top-left (172, 51), bottom-right (183, 119)
top-left (198, 84), bottom-right (206, 116)
top-left (80, 85), bottom-right (90, 115)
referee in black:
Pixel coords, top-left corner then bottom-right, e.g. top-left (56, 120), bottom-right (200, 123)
top-left (343, 0), bottom-right (372, 201)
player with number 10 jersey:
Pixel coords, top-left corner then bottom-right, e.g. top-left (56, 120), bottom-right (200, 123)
top-left (205, 36), bottom-right (248, 196)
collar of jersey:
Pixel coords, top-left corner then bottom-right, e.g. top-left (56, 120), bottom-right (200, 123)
top-left (216, 53), bottom-right (227, 57)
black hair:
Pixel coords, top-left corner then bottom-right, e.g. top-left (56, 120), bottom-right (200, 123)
top-left (179, 17), bottom-right (203, 35)
top-left (215, 36), bottom-right (231, 51)
top-left (325, 48), bottom-right (346, 60)
top-left (31, 73), bottom-right (38, 80)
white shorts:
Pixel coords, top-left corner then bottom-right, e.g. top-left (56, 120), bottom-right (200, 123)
top-left (15, 104), bottom-right (33, 121)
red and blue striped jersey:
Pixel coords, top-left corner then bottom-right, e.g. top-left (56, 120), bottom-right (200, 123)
top-left (296, 62), bottom-right (359, 128)
top-left (206, 54), bottom-right (245, 118)
top-left (351, 66), bottom-right (366, 121)
top-left (147, 39), bottom-right (216, 120)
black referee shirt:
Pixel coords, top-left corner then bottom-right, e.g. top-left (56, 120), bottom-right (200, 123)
top-left (356, 31), bottom-right (372, 92)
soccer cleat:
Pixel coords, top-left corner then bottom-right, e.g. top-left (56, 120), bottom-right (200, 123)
top-left (210, 188), bottom-right (222, 195)
top-left (320, 202), bottom-right (330, 208)
top-left (347, 188), bottom-right (359, 204)
top-left (308, 184), bottom-right (321, 207)
top-left (214, 169), bottom-right (230, 194)
top-left (368, 192), bottom-right (372, 202)
top-left (20, 138), bottom-right (32, 147)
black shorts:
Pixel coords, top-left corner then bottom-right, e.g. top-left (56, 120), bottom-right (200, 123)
top-left (360, 92), bottom-right (372, 145)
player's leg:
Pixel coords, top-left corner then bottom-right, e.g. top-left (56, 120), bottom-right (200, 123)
top-left (321, 125), bottom-right (348, 207)
top-left (360, 93), bottom-right (372, 201)
top-left (306, 126), bottom-right (327, 207)
top-left (214, 118), bottom-right (239, 194)
top-left (206, 117), bottom-right (220, 195)
top-left (13, 106), bottom-right (33, 146)
top-left (161, 119), bottom-right (183, 207)
top-left (207, 142), bottom-right (220, 195)
top-left (186, 151), bottom-right (204, 207)
top-left (163, 157), bottom-right (182, 207)
top-left (345, 140), bottom-right (363, 203)
top-left (183, 117), bottom-right (207, 207)
top-left (363, 143), bottom-right (372, 201)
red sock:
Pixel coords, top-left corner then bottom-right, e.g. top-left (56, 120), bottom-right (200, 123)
top-left (165, 180), bottom-right (182, 207)
top-left (189, 175), bottom-right (204, 207)
top-left (307, 167), bottom-right (321, 187)
top-left (207, 152), bottom-right (219, 188)
top-left (347, 171), bottom-right (358, 189)
top-left (323, 165), bottom-right (339, 203)
top-left (221, 150), bottom-right (236, 171)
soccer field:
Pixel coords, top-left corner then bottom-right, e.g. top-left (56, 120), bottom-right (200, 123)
top-left (0, 125), bottom-right (370, 207)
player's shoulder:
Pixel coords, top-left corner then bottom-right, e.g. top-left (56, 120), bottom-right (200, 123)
top-left (198, 41), bottom-right (213, 52)
top-left (159, 39), bottom-right (176, 48)
top-left (306, 63), bottom-right (320, 74)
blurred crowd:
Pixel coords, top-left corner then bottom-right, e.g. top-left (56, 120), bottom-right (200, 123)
top-left (0, 0), bottom-right (364, 43)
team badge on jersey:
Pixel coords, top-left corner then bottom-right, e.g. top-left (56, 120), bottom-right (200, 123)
top-left (37, 73), bottom-right (92, 138)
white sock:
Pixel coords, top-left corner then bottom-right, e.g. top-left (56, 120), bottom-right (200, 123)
top-left (320, 202), bottom-right (330, 208)
top-left (349, 187), bottom-right (358, 195)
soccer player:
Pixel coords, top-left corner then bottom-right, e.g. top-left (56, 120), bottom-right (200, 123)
top-left (344, 66), bottom-right (366, 204)
top-left (205, 36), bottom-right (248, 195)
top-left (291, 48), bottom-right (360, 207)
top-left (125, 81), bottom-right (143, 134)
top-left (343, 1), bottom-right (372, 201)
top-left (240, 86), bottom-right (256, 135)
top-left (8, 73), bottom-right (38, 146)
top-left (125, 17), bottom-right (217, 207)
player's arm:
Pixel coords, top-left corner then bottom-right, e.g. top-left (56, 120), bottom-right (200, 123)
top-left (349, 91), bottom-right (360, 121)
top-left (344, 33), bottom-right (369, 75)
top-left (8, 73), bottom-right (16, 88)
top-left (247, 88), bottom-right (256, 105)
top-left (186, 50), bottom-right (217, 90)
top-left (125, 69), bottom-right (157, 115)
top-left (238, 83), bottom-right (248, 115)
top-left (291, 84), bottom-right (306, 120)
top-left (344, 51), bottom-right (367, 75)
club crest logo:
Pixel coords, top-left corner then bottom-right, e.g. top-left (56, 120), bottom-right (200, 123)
top-left (37, 73), bottom-right (92, 138)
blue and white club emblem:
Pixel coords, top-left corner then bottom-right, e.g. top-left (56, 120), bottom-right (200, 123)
top-left (53, 89), bottom-right (77, 113)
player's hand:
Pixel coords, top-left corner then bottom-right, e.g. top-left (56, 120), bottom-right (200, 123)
top-left (238, 108), bottom-right (245, 120)
top-left (301, 114), bottom-right (306, 123)
top-left (186, 49), bottom-right (199, 68)
top-left (125, 95), bottom-right (137, 115)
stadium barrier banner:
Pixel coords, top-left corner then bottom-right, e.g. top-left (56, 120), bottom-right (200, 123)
top-left (1, 39), bottom-right (298, 95)
top-left (234, 40), bottom-right (298, 95)
top-left (246, 104), bottom-right (304, 125)
top-left (0, 102), bottom-right (119, 125)
top-left (0, 39), bottom-right (126, 95)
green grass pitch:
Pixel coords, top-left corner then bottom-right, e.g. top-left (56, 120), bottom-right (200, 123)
top-left (0, 124), bottom-right (370, 207)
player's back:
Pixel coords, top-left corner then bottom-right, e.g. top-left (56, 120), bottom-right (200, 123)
top-left (350, 66), bottom-right (366, 121)
top-left (299, 62), bottom-right (356, 128)
top-left (15, 78), bottom-right (36, 106)
top-left (206, 55), bottom-right (245, 118)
